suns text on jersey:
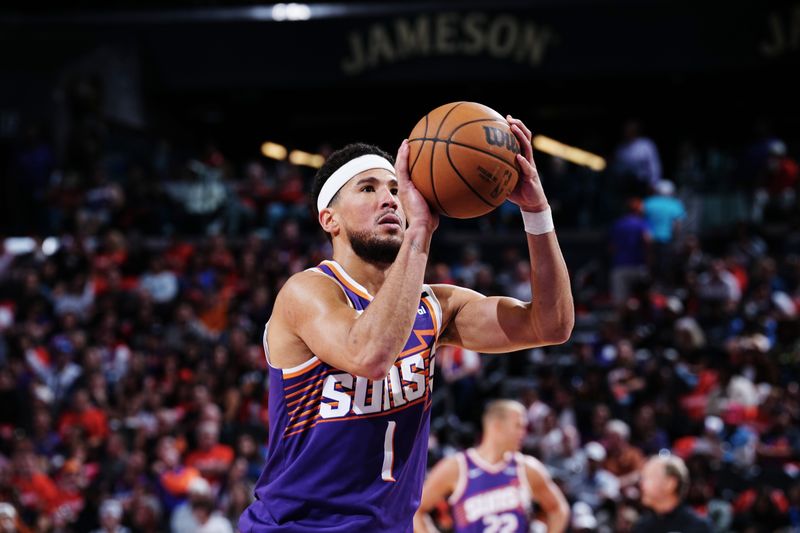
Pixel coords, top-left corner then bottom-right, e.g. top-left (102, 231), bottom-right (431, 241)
top-left (319, 351), bottom-right (434, 419)
top-left (463, 485), bottom-right (523, 523)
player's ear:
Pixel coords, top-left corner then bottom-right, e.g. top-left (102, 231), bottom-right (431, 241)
top-left (319, 207), bottom-right (340, 236)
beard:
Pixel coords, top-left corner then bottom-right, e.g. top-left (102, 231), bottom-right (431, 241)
top-left (347, 228), bottom-right (401, 265)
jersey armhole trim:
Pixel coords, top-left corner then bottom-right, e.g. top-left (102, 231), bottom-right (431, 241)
top-left (262, 268), bottom-right (334, 375)
top-left (307, 266), bottom-right (355, 309)
top-left (422, 284), bottom-right (444, 343)
top-left (447, 452), bottom-right (469, 505)
top-left (263, 321), bottom-right (320, 376)
top-left (516, 452), bottom-right (534, 509)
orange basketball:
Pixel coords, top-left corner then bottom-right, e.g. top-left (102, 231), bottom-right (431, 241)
top-left (408, 101), bottom-right (520, 219)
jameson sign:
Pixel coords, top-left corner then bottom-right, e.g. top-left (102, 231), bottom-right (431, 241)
top-left (340, 12), bottom-right (558, 75)
top-left (1, 1), bottom-right (795, 89)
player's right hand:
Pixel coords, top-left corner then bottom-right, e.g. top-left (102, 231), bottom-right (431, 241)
top-left (395, 139), bottom-right (439, 234)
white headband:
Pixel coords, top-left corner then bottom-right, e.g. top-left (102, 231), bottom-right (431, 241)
top-left (317, 154), bottom-right (396, 213)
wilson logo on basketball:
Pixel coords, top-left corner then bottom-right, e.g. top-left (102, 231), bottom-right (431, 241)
top-left (482, 126), bottom-right (520, 154)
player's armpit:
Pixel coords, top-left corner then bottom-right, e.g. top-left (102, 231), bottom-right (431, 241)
top-left (269, 270), bottom-right (371, 375)
top-left (414, 456), bottom-right (459, 533)
top-left (431, 284), bottom-right (569, 353)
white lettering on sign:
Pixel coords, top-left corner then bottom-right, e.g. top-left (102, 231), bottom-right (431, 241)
top-left (341, 12), bottom-right (558, 75)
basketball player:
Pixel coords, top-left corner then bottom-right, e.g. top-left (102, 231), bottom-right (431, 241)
top-left (239, 115), bottom-right (574, 532)
top-left (414, 400), bottom-right (569, 533)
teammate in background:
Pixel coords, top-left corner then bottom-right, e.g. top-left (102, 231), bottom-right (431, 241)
top-left (414, 400), bottom-right (569, 533)
top-left (239, 116), bottom-right (573, 532)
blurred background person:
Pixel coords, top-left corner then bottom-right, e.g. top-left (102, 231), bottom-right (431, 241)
top-left (634, 454), bottom-right (711, 533)
top-left (415, 400), bottom-right (569, 533)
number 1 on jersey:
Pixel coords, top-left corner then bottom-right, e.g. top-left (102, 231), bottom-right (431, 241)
top-left (382, 421), bottom-right (396, 482)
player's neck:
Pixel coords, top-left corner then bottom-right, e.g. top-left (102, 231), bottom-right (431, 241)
top-left (332, 249), bottom-right (391, 296)
top-left (474, 442), bottom-right (509, 466)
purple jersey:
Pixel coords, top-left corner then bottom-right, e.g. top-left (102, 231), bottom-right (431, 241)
top-left (449, 449), bottom-right (532, 533)
top-left (240, 260), bottom-right (442, 532)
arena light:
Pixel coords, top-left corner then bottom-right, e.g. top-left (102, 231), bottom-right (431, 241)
top-left (289, 150), bottom-right (325, 168)
top-left (3, 237), bottom-right (37, 255)
top-left (261, 141), bottom-right (288, 160)
top-left (42, 237), bottom-right (60, 256)
top-left (272, 3), bottom-right (311, 21)
top-left (532, 135), bottom-right (606, 172)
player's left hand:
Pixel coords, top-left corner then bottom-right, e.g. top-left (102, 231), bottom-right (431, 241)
top-left (506, 115), bottom-right (549, 213)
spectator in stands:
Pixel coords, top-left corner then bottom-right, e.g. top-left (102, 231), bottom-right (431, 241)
top-left (602, 419), bottom-right (645, 491)
top-left (139, 256), bottom-right (179, 306)
top-left (128, 493), bottom-right (162, 533)
top-left (437, 345), bottom-right (481, 423)
top-left (165, 161), bottom-right (228, 235)
top-left (154, 435), bottom-right (201, 516)
top-left (733, 484), bottom-right (790, 531)
top-left (643, 180), bottom-right (686, 286)
top-left (90, 498), bottom-right (129, 533)
top-left (567, 441), bottom-right (620, 511)
top-left (10, 447), bottom-right (60, 519)
top-left (505, 260), bottom-right (533, 302)
top-left (612, 119), bottom-right (663, 197)
top-left (57, 388), bottom-right (109, 448)
top-left (25, 335), bottom-right (83, 408)
top-left (189, 491), bottom-right (233, 533)
top-left (571, 501), bottom-right (598, 532)
top-left (185, 421), bottom-right (234, 489)
top-left (695, 259), bottom-right (741, 319)
top-left (632, 404), bottom-right (669, 456)
top-left (0, 501), bottom-right (33, 533)
top-left (753, 140), bottom-right (799, 222)
top-left (633, 454), bottom-right (711, 532)
top-left (535, 408), bottom-right (580, 474)
top-left (171, 477), bottom-right (212, 533)
top-left (609, 198), bottom-right (651, 306)
top-left (451, 244), bottom-right (485, 288)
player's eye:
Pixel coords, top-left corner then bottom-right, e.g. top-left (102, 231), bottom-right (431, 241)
top-left (390, 188), bottom-right (398, 195)
top-left (361, 185), bottom-right (375, 192)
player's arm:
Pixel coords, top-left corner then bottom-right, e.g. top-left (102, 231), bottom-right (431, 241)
top-left (413, 456), bottom-right (459, 533)
top-left (271, 141), bottom-right (438, 380)
top-left (433, 116), bottom-right (573, 353)
top-left (523, 456), bottom-right (569, 533)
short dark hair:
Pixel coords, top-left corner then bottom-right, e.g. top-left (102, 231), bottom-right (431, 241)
top-left (312, 142), bottom-right (394, 222)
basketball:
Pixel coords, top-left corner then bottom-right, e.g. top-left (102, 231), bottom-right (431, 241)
top-left (407, 101), bottom-right (520, 218)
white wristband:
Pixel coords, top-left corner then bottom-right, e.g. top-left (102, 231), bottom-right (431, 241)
top-left (521, 206), bottom-right (554, 235)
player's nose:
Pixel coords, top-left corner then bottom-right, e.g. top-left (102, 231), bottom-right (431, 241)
top-left (379, 186), bottom-right (398, 209)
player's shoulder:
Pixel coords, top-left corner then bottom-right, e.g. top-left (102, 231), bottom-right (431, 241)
top-left (428, 283), bottom-right (483, 309)
top-left (425, 453), bottom-right (463, 494)
top-left (274, 269), bottom-right (350, 314)
top-left (519, 453), bottom-right (549, 479)
top-left (429, 283), bottom-right (477, 297)
top-left (431, 453), bottom-right (462, 476)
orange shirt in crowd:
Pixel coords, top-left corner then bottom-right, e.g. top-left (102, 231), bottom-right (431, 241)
top-left (13, 472), bottom-right (60, 513)
top-left (160, 466), bottom-right (202, 497)
top-left (185, 444), bottom-right (234, 480)
top-left (58, 408), bottom-right (109, 441)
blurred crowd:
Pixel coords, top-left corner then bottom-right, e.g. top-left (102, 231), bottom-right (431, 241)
top-left (2, 90), bottom-right (800, 532)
